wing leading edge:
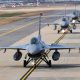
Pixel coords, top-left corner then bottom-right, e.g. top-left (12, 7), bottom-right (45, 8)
top-left (45, 44), bottom-right (80, 50)
top-left (0, 44), bottom-right (29, 50)
top-left (0, 44), bottom-right (80, 51)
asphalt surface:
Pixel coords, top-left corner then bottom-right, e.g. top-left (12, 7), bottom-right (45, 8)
top-left (0, 10), bottom-right (73, 46)
top-left (0, 9), bottom-right (80, 80)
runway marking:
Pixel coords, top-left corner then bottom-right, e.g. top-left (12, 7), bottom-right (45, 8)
top-left (0, 14), bottom-right (51, 38)
top-left (0, 20), bottom-right (38, 37)
top-left (0, 12), bottom-right (68, 38)
top-left (54, 33), bottom-right (66, 44)
top-left (20, 33), bottom-right (66, 80)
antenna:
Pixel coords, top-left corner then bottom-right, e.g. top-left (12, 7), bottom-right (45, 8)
top-left (38, 13), bottom-right (43, 40)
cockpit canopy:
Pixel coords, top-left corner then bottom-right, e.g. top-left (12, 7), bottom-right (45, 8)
top-left (62, 17), bottom-right (66, 21)
top-left (30, 37), bottom-right (38, 44)
top-left (73, 11), bottom-right (76, 15)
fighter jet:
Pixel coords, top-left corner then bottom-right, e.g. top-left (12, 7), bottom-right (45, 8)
top-left (42, 13), bottom-right (73, 33)
top-left (46, 17), bottom-right (72, 33)
top-left (0, 13), bottom-right (80, 67)
top-left (64, 2), bottom-right (80, 29)
top-left (51, 12), bottom-right (80, 33)
top-left (44, 13), bottom-right (80, 34)
top-left (69, 11), bottom-right (80, 29)
top-left (69, 1), bottom-right (80, 29)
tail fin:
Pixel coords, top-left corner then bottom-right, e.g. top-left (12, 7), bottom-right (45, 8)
top-left (64, 4), bottom-right (67, 17)
top-left (38, 13), bottom-right (43, 40)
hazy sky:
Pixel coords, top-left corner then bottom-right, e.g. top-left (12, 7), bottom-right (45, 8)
top-left (0, 0), bottom-right (80, 2)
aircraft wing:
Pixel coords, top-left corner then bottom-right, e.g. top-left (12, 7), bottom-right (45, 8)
top-left (70, 22), bottom-right (80, 24)
top-left (42, 22), bottom-right (60, 25)
top-left (0, 44), bottom-right (29, 50)
top-left (45, 44), bottom-right (80, 50)
top-left (0, 44), bottom-right (80, 51)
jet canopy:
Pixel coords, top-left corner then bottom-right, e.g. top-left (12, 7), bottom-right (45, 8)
top-left (62, 17), bottom-right (67, 21)
top-left (30, 37), bottom-right (38, 44)
top-left (73, 11), bottom-right (77, 15)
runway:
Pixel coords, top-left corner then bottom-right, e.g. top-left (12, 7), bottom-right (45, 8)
top-left (0, 8), bottom-right (80, 80)
top-left (0, 10), bottom-right (72, 46)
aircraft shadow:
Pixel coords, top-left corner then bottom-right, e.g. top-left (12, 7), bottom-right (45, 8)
top-left (59, 32), bottom-right (80, 34)
top-left (35, 64), bottom-right (80, 69)
top-left (0, 65), bottom-right (24, 68)
top-left (1, 64), bottom-right (80, 69)
top-left (71, 32), bottom-right (80, 34)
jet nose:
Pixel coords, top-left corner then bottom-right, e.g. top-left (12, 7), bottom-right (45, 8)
top-left (72, 20), bottom-right (76, 23)
top-left (27, 44), bottom-right (41, 54)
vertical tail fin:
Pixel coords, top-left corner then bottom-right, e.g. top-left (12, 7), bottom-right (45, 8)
top-left (64, 4), bottom-right (67, 17)
top-left (74, 0), bottom-right (77, 12)
top-left (38, 13), bottom-right (43, 40)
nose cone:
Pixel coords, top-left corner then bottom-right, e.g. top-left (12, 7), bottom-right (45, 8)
top-left (72, 20), bottom-right (76, 23)
top-left (27, 44), bottom-right (42, 55)
top-left (61, 29), bottom-right (65, 33)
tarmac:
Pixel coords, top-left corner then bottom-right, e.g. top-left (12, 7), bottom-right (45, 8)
top-left (0, 9), bottom-right (80, 80)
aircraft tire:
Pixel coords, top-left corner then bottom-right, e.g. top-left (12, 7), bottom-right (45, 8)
top-left (48, 60), bottom-right (52, 67)
top-left (58, 30), bottom-right (60, 33)
top-left (23, 60), bottom-right (27, 67)
top-left (70, 30), bottom-right (72, 33)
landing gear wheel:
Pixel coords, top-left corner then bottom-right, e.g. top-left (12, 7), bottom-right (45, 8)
top-left (23, 60), bottom-right (27, 67)
top-left (73, 26), bottom-right (76, 29)
top-left (48, 60), bottom-right (52, 67)
top-left (58, 30), bottom-right (60, 33)
top-left (70, 30), bottom-right (72, 33)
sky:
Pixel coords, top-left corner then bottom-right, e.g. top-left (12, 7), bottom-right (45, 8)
top-left (0, 0), bottom-right (80, 2)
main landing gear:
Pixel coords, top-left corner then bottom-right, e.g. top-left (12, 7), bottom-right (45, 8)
top-left (58, 30), bottom-right (60, 33)
top-left (23, 58), bottom-right (33, 67)
top-left (23, 53), bottom-right (52, 67)
top-left (40, 54), bottom-right (52, 67)
top-left (69, 30), bottom-right (72, 33)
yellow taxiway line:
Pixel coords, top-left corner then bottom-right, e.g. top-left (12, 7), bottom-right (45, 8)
top-left (0, 14), bottom-right (53, 37)
top-left (20, 33), bottom-right (66, 80)
top-left (0, 19), bottom-right (38, 37)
